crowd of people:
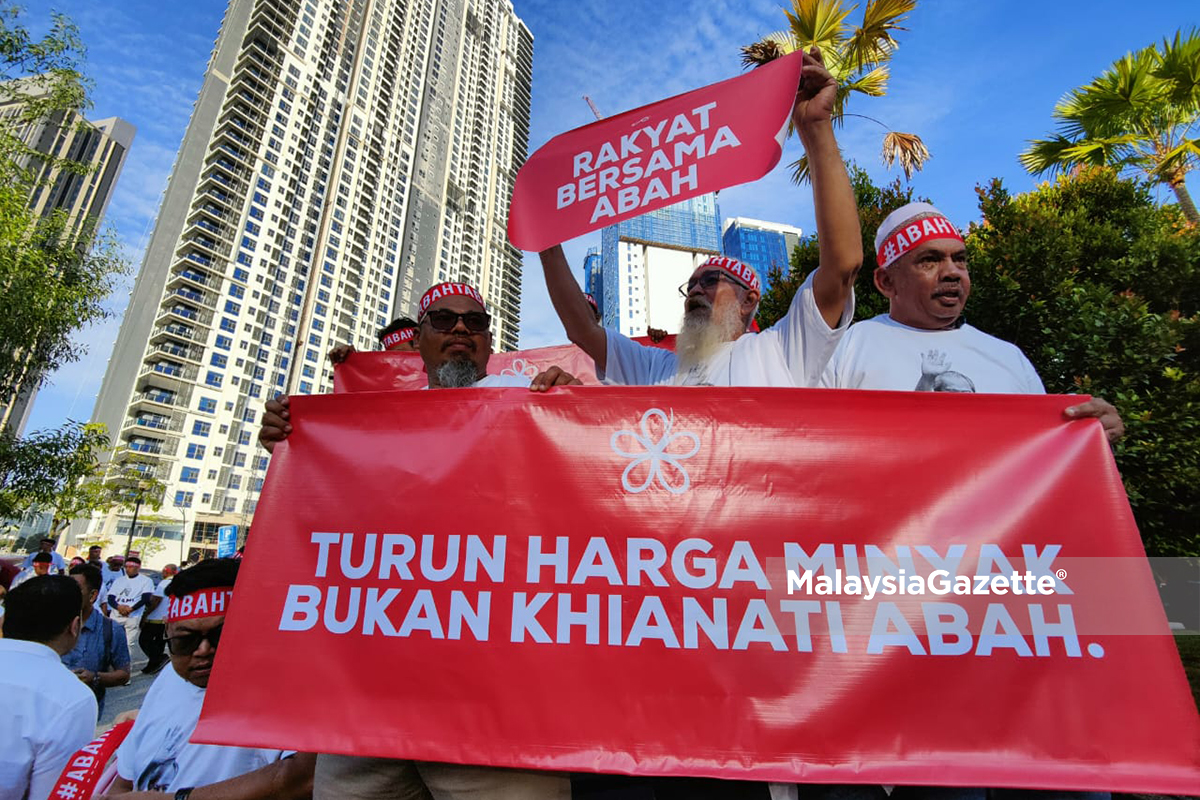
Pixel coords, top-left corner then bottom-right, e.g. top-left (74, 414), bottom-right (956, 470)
top-left (2, 48), bottom-right (1123, 800)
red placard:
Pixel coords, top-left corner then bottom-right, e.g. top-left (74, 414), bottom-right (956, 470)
top-left (507, 53), bottom-right (804, 252)
top-left (195, 387), bottom-right (1200, 793)
top-left (332, 336), bottom-right (674, 393)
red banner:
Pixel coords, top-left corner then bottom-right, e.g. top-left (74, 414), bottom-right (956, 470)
top-left (332, 336), bottom-right (674, 393)
top-left (507, 53), bottom-right (804, 251)
top-left (195, 388), bottom-right (1200, 793)
top-left (51, 720), bottom-right (132, 800)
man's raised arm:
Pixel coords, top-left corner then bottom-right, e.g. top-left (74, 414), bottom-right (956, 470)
top-left (796, 47), bottom-right (863, 329)
top-left (539, 244), bottom-right (608, 371)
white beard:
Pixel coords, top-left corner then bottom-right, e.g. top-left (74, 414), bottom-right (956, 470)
top-left (436, 359), bottom-right (479, 388)
top-left (675, 298), bottom-right (745, 377)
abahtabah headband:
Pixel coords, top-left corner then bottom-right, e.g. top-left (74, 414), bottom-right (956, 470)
top-left (381, 327), bottom-right (416, 349)
top-left (874, 202), bottom-right (963, 269)
top-left (698, 256), bottom-right (760, 292)
top-left (417, 282), bottom-right (485, 318)
top-left (167, 587), bottom-right (233, 623)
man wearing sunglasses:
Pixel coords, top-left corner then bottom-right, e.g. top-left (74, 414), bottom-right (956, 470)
top-left (259, 281), bottom-right (581, 451)
top-left (538, 46), bottom-right (860, 389)
top-left (108, 558), bottom-right (316, 799)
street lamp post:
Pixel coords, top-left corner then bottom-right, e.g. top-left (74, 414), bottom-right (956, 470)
top-left (176, 503), bottom-right (189, 565)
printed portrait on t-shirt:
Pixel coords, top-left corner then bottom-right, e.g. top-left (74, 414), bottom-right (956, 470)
top-left (914, 349), bottom-right (976, 393)
top-left (136, 723), bottom-right (190, 790)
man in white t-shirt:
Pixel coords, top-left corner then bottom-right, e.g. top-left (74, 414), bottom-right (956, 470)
top-left (538, 48), bottom-right (861, 390)
top-left (820, 201), bottom-right (1123, 441)
top-left (104, 555), bottom-right (156, 656)
top-left (139, 563), bottom-right (178, 675)
top-left (258, 281), bottom-right (574, 800)
top-left (109, 558), bottom-right (315, 798)
top-left (21, 537), bottom-right (66, 574)
top-left (0, 574), bottom-right (97, 800)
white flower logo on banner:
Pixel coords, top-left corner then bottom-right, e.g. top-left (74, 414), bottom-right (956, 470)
top-left (499, 358), bottom-right (539, 378)
top-left (610, 408), bottom-right (701, 494)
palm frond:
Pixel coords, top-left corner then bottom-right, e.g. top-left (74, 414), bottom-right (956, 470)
top-left (1019, 135), bottom-right (1078, 177)
top-left (740, 33), bottom-right (797, 68)
top-left (847, 0), bottom-right (914, 72)
top-left (844, 64), bottom-right (889, 98)
top-left (1152, 28), bottom-right (1200, 109)
top-left (785, 0), bottom-right (853, 54)
top-left (881, 131), bottom-right (928, 179)
top-left (789, 154), bottom-right (812, 185)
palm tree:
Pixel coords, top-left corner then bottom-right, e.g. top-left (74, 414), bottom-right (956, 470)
top-left (741, 0), bottom-right (929, 182)
top-left (1021, 29), bottom-right (1200, 225)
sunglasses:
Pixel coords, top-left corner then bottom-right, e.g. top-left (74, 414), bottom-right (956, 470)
top-left (166, 624), bottom-right (223, 655)
top-left (678, 271), bottom-right (749, 298)
top-left (423, 310), bottom-right (491, 333)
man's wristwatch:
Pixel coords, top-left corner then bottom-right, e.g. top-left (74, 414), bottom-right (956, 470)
top-left (175, 788), bottom-right (195, 800)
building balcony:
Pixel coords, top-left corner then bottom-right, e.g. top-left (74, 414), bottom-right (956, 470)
top-left (167, 266), bottom-right (217, 292)
top-left (138, 360), bottom-right (199, 386)
top-left (122, 411), bottom-right (185, 436)
top-left (157, 303), bottom-right (214, 328)
top-left (130, 388), bottom-right (184, 411)
top-left (150, 341), bottom-right (202, 364)
top-left (149, 323), bottom-right (196, 345)
top-left (125, 435), bottom-right (179, 458)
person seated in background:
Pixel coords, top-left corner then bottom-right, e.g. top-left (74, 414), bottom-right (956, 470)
top-left (1, 574), bottom-right (96, 800)
top-left (103, 558), bottom-right (315, 799)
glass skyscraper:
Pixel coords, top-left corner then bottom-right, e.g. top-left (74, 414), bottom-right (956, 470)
top-left (722, 216), bottom-right (803, 292)
top-left (600, 194), bottom-right (722, 336)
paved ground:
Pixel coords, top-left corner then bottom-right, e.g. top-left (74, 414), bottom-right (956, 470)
top-left (96, 642), bottom-right (157, 733)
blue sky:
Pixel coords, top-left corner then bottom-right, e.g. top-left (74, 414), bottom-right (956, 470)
top-left (21, 0), bottom-right (1197, 433)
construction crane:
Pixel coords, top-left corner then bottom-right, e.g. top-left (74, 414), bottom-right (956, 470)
top-left (583, 95), bottom-right (603, 121)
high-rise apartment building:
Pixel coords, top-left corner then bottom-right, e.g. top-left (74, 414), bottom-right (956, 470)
top-left (722, 216), bottom-right (802, 292)
top-left (0, 77), bottom-right (135, 436)
top-left (600, 194), bottom-right (722, 336)
top-left (88, 0), bottom-right (533, 563)
top-left (582, 247), bottom-right (602, 317)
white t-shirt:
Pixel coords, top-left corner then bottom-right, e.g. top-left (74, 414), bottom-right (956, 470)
top-left (820, 314), bottom-right (1045, 395)
top-left (0, 639), bottom-right (97, 800)
top-left (603, 272), bottom-right (853, 387)
top-left (144, 577), bottom-right (173, 623)
top-left (106, 573), bottom-right (156, 619)
top-left (116, 667), bottom-right (291, 791)
top-left (420, 373), bottom-right (533, 389)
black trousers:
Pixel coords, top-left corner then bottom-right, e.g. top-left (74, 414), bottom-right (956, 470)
top-left (139, 620), bottom-right (166, 664)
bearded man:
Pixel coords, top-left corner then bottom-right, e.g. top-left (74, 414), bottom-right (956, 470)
top-left (538, 47), bottom-right (860, 388)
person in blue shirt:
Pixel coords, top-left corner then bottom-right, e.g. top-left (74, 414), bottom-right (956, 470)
top-left (62, 563), bottom-right (131, 719)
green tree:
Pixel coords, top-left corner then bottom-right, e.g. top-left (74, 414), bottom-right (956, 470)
top-left (1021, 28), bottom-right (1200, 225)
top-left (966, 168), bottom-right (1199, 556)
top-left (0, 419), bottom-right (109, 520)
top-left (761, 166), bottom-right (1198, 556)
top-left (0, 7), bottom-right (129, 527)
top-left (757, 161), bottom-right (921, 328)
top-left (101, 447), bottom-right (166, 558)
top-left (741, 0), bottom-right (929, 182)
top-left (0, 7), bottom-right (128, 429)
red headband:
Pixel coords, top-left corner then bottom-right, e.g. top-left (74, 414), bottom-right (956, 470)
top-left (876, 213), bottom-right (963, 268)
top-left (167, 587), bottom-right (233, 623)
top-left (698, 256), bottom-right (760, 292)
top-left (418, 283), bottom-right (484, 318)
top-left (584, 293), bottom-right (599, 312)
top-left (381, 327), bottom-right (416, 349)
